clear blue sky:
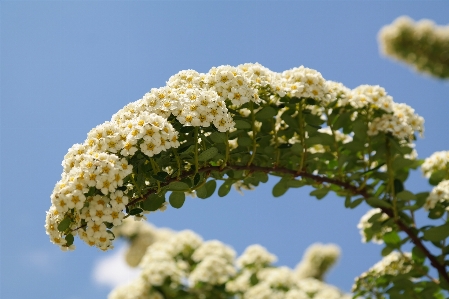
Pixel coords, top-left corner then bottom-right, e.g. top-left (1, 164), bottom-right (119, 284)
top-left (1, 1), bottom-right (448, 298)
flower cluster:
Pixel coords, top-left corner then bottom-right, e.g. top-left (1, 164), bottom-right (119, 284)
top-left (294, 243), bottom-right (340, 281)
top-left (357, 208), bottom-right (391, 244)
top-left (353, 252), bottom-right (413, 292)
top-left (421, 150), bottom-right (449, 178)
top-left (421, 151), bottom-right (449, 211)
top-left (378, 16), bottom-right (449, 79)
top-left (46, 62), bottom-right (425, 251)
top-left (109, 220), bottom-right (350, 299)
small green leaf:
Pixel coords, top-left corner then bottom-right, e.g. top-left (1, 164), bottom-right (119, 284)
top-left (286, 179), bottom-right (305, 188)
top-left (218, 180), bottom-right (232, 197)
top-left (193, 173), bottom-right (201, 186)
top-left (423, 223), bottom-right (449, 242)
top-left (381, 246), bottom-right (394, 257)
top-left (65, 234), bottom-right (74, 247)
top-left (310, 188), bottom-right (329, 200)
top-left (205, 180), bottom-right (217, 197)
top-left (429, 170), bottom-right (447, 186)
top-left (253, 172), bottom-right (268, 183)
top-left (366, 197), bottom-right (392, 208)
top-left (168, 181), bottom-right (190, 191)
top-left (255, 106), bottom-right (277, 121)
top-left (142, 193), bottom-right (165, 211)
top-left (169, 191), bottom-right (185, 209)
top-left (86, 187), bottom-right (97, 197)
top-left (394, 179), bottom-right (404, 194)
top-left (349, 197), bottom-right (364, 209)
top-left (179, 144), bottom-right (194, 154)
top-left (209, 132), bottom-right (227, 143)
top-left (151, 171), bottom-right (169, 181)
top-left (234, 120), bottom-right (251, 129)
top-left (198, 147), bottom-right (218, 162)
top-left (57, 217), bottom-right (72, 232)
top-left (129, 208), bottom-right (143, 215)
top-left (272, 179), bottom-right (288, 197)
top-left (383, 231), bottom-right (401, 246)
top-left (196, 184), bottom-right (208, 199)
top-left (412, 246), bottom-right (426, 264)
top-left (396, 190), bottom-right (416, 200)
top-left (238, 137), bottom-right (252, 147)
top-left (179, 126), bottom-right (194, 133)
top-left (104, 222), bottom-right (113, 229)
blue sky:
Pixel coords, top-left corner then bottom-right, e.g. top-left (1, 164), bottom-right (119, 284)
top-left (1, 1), bottom-right (448, 298)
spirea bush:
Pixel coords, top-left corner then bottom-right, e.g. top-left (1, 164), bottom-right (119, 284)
top-left (109, 219), bottom-right (346, 299)
top-left (379, 16), bottom-right (449, 79)
top-left (45, 62), bottom-right (449, 297)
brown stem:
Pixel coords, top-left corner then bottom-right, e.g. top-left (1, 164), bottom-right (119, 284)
top-left (123, 164), bottom-right (448, 285)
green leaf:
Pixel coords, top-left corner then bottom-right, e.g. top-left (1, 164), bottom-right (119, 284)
top-left (381, 246), bottom-right (394, 256)
top-left (129, 208), bottom-right (143, 215)
top-left (209, 132), bottom-right (227, 143)
top-left (142, 193), bottom-right (165, 211)
top-left (383, 231), bottom-right (401, 246)
top-left (205, 180), bottom-right (217, 197)
top-left (285, 179), bottom-right (305, 188)
top-left (179, 144), bottom-right (194, 154)
top-left (179, 126), bottom-right (194, 133)
top-left (253, 172), bottom-right (268, 183)
top-left (65, 234), bottom-right (74, 247)
top-left (332, 112), bottom-right (351, 129)
top-left (234, 120), bottom-right (251, 129)
top-left (196, 184), bottom-right (208, 199)
top-left (423, 223), bottom-right (449, 242)
top-left (193, 173), bottom-right (201, 186)
top-left (104, 222), bottom-right (113, 229)
top-left (168, 181), bottom-right (190, 191)
top-left (349, 197), bottom-right (364, 209)
top-left (394, 179), bottom-right (404, 194)
top-left (198, 147), bottom-right (218, 162)
top-left (169, 191), bottom-right (185, 209)
top-left (255, 106), bottom-right (277, 121)
top-left (366, 197), bottom-right (392, 208)
top-left (218, 180), bottom-right (232, 197)
top-left (196, 180), bottom-right (217, 199)
top-left (396, 190), bottom-right (416, 200)
top-left (272, 179), bottom-right (288, 197)
top-left (57, 217), bottom-right (72, 232)
top-left (238, 137), bottom-right (253, 147)
top-left (310, 188), bottom-right (329, 200)
top-left (151, 171), bottom-right (169, 181)
top-left (291, 143), bottom-right (303, 154)
top-left (429, 170), bottom-right (447, 186)
top-left (86, 187), bottom-right (97, 197)
top-left (412, 246), bottom-right (426, 264)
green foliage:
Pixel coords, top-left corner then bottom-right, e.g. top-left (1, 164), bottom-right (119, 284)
top-left (169, 191), bottom-right (186, 209)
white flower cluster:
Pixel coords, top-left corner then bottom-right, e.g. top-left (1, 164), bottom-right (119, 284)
top-left (425, 180), bottom-right (449, 211)
top-left (46, 146), bottom-right (133, 250)
top-left (47, 62), bottom-right (425, 251)
top-left (237, 244), bottom-right (278, 269)
top-left (357, 208), bottom-right (391, 244)
top-left (421, 151), bottom-right (449, 211)
top-left (295, 243), bottom-right (341, 280)
top-left (109, 220), bottom-right (350, 299)
top-left (378, 16), bottom-right (449, 79)
top-left (421, 150), bottom-right (449, 178)
top-left (354, 251), bottom-right (412, 291)
top-left (347, 85), bottom-right (425, 140)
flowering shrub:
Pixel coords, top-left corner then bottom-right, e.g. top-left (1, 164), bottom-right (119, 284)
top-left (378, 16), bottom-right (449, 79)
top-left (44, 62), bottom-right (448, 297)
top-left (109, 220), bottom-right (347, 299)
